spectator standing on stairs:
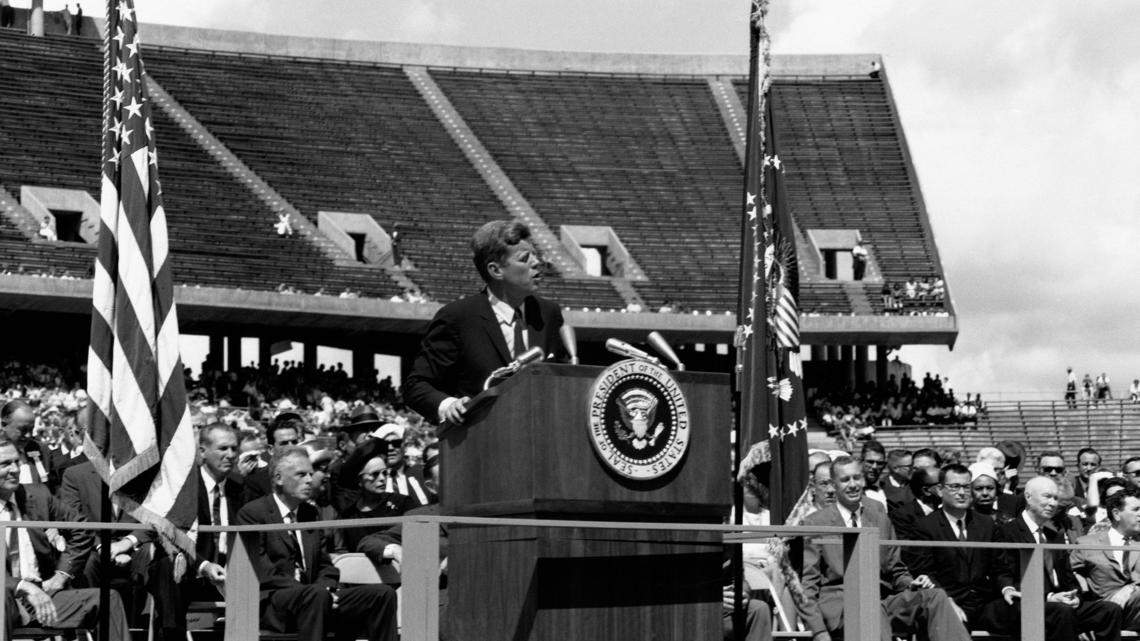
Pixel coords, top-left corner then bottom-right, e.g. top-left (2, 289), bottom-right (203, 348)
top-left (851, 240), bottom-right (868, 280)
top-left (0, 1), bottom-right (14, 29)
top-left (1066, 367), bottom-right (1079, 409)
top-left (61, 4), bottom-right (71, 34)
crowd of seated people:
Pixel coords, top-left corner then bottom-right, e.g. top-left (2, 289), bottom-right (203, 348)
top-left (734, 438), bottom-right (1140, 641)
top-left (812, 372), bottom-right (984, 445)
top-left (0, 357), bottom-right (449, 639)
top-left (881, 275), bottom-right (946, 313)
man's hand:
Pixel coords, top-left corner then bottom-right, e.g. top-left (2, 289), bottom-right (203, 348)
top-left (330, 589), bottom-right (340, 610)
top-left (1047, 590), bottom-right (1079, 606)
top-left (237, 453), bottom-right (260, 478)
top-left (18, 582), bottom-right (58, 626)
top-left (909, 574), bottom-right (935, 590)
top-left (113, 553), bottom-right (132, 567)
top-left (41, 572), bottom-right (68, 596)
top-left (200, 562), bottom-right (226, 586)
top-left (439, 397), bottom-right (470, 425)
top-left (1002, 587), bottom-right (1021, 605)
top-left (109, 538), bottom-right (134, 557)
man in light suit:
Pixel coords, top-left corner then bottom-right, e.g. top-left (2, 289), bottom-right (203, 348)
top-left (996, 476), bottom-right (1122, 641)
top-left (237, 446), bottom-right (397, 641)
top-left (0, 437), bottom-right (129, 640)
top-left (1072, 484), bottom-right (1140, 630)
top-left (403, 220), bottom-right (565, 425)
top-left (797, 455), bottom-right (970, 641)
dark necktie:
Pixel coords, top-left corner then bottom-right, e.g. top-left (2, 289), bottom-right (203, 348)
top-left (957, 519), bottom-right (967, 542)
top-left (1038, 527), bottom-right (1056, 586)
top-left (211, 484), bottom-right (226, 564)
top-left (286, 510), bottom-right (305, 579)
top-left (513, 308), bottom-right (526, 357)
top-left (849, 513), bottom-right (859, 528)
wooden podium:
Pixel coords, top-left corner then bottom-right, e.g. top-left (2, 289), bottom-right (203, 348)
top-left (440, 363), bottom-right (730, 641)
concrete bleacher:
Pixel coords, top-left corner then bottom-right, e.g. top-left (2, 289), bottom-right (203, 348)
top-left (0, 31), bottom-right (400, 297)
top-left (871, 399), bottom-right (1140, 470)
top-left (432, 69), bottom-right (743, 312)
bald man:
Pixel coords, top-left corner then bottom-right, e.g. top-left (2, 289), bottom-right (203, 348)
top-left (995, 477), bottom-right (1122, 641)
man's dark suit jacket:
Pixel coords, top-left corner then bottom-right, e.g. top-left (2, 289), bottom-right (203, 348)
top-left (3, 483), bottom-right (92, 590)
top-left (239, 466), bottom-right (271, 508)
top-left (191, 471), bottom-right (245, 569)
top-left (47, 447), bottom-right (86, 492)
top-left (995, 515), bottom-right (1080, 594)
top-left (910, 510), bottom-right (1004, 615)
top-left (402, 292), bottom-right (564, 420)
top-left (58, 461), bottom-right (152, 546)
top-left (889, 497), bottom-right (935, 541)
top-left (236, 495), bottom-right (339, 599)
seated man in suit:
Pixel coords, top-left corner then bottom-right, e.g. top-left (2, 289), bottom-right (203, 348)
top-left (0, 437), bottom-right (130, 641)
top-left (59, 459), bottom-right (152, 625)
top-left (237, 446), bottom-right (397, 641)
top-left (889, 464), bottom-right (942, 542)
top-left (148, 422), bottom-right (244, 641)
top-left (402, 220), bottom-right (565, 425)
top-left (241, 412), bottom-right (305, 504)
top-left (798, 455), bottom-right (970, 641)
top-left (996, 476), bottom-right (1122, 641)
top-left (0, 400), bottom-right (52, 487)
top-left (1072, 484), bottom-right (1140, 630)
top-left (911, 463), bottom-right (1021, 635)
top-left (882, 448), bottom-right (914, 508)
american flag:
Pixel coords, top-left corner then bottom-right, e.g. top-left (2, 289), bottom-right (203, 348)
top-left (85, 0), bottom-right (197, 557)
top-left (734, 0), bottom-right (808, 524)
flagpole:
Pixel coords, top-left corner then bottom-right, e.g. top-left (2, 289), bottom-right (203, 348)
top-left (97, 3), bottom-right (113, 640)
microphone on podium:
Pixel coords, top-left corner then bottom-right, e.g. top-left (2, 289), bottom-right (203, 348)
top-left (647, 331), bottom-right (685, 371)
top-left (559, 325), bottom-right (579, 365)
top-left (483, 346), bottom-right (545, 390)
top-left (604, 338), bottom-right (661, 366)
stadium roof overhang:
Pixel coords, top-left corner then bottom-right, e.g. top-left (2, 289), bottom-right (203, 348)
top-left (0, 275), bottom-right (957, 348)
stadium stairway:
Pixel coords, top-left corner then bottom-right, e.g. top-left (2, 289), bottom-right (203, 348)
top-left (406, 66), bottom-right (645, 309)
top-left (0, 182), bottom-right (41, 239)
top-left (842, 281), bottom-right (873, 314)
top-left (143, 74), bottom-right (421, 297)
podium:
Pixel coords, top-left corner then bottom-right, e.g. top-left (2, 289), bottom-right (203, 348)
top-left (440, 363), bottom-right (730, 641)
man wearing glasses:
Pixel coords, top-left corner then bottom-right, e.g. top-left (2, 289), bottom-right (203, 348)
top-left (1121, 457), bottom-right (1140, 491)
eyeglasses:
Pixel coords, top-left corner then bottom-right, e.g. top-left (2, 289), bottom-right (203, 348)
top-left (1041, 466), bottom-right (1065, 474)
top-left (384, 439), bottom-right (404, 449)
top-left (943, 483), bottom-right (971, 493)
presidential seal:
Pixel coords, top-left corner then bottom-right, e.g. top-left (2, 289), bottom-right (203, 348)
top-left (587, 359), bottom-right (690, 480)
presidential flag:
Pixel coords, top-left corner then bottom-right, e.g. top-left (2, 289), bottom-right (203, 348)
top-left (85, 0), bottom-right (197, 556)
top-left (734, 0), bottom-right (808, 524)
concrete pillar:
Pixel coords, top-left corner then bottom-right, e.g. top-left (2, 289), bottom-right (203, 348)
top-left (208, 335), bottom-right (224, 370)
top-left (811, 345), bottom-right (827, 362)
top-left (303, 342), bottom-right (317, 371)
top-left (226, 335), bottom-right (241, 371)
top-left (28, 0), bottom-right (43, 36)
top-left (840, 346), bottom-right (856, 390)
top-left (875, 346), bottom-right (889, 387)
top-left (855, 346), bottom-right (869, 386)
top-left (353, 349), bottom-right (373, 381)
top-left (258, 338), bottom-right (271, 370)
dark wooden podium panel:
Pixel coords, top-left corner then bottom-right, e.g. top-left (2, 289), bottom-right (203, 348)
top-left (443, 524), bottom-right (722, 641)
top-left (441, 363), bottom-right (731, 520)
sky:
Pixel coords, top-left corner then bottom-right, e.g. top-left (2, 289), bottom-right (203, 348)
top-left (25, 0), bottom-right (1140, 397)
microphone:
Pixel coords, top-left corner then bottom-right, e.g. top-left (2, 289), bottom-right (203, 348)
top-left (647, 331), bottom-right (685, 371)
top-left (559, 325), bottom-right (579, 365)
top-left (605, 338), bottom-right (661, 366)
top-left (483, 346), bottom-right (545, 390)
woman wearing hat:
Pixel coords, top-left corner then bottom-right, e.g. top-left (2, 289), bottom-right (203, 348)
top-left (334, 455), bottom-right (416, 585)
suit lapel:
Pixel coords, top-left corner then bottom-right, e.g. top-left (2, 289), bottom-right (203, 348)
top-left (477, 295), bottom-right (511, 365)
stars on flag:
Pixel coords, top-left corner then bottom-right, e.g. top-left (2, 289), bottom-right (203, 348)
top-left (767, 419), bottom-right (807, 441)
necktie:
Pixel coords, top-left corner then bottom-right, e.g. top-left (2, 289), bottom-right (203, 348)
top-left (286, 510), bottom-right (305, 580)
top-left (6, 504), bottom-right (20, 580)
top-left (513, 308), bottom-right (526, 357)
top-left (849, 513), bottom-right (859, 528)
top-left (212, 484), bottom-right (227, 562)
top-left (1038, 528), bottom-right (1056, 586)
top-left (957, 519), bottom-right (968, 542)
top-left (385, 468), bottom-right (395, 494)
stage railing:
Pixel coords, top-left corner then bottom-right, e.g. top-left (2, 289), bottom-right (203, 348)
top-left (0, 517), bottom-right (1119, 641)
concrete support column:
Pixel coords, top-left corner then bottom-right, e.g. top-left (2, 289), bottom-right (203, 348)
top-left (303, 342), bottom-right (317, 371)
top-left (875, 346), bottom-right (889, 387)
top-left (855, 346), bottom-right (869, 387)
top-left (811, 345), bottom-right (827, 362)
top-left (208, 335), bottom-right (224, 371)
top-left (28, 0), bottom-right (43, 36)
top-left (353, 349), bottom-right (373, 381)
top-left (226, 335), bottom-right (242, 371)
top-left (840, 346), bottom-right (856, 390)
top-left (258, 338), bottom-right (271, 371)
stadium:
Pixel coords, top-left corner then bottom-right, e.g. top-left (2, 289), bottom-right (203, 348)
top-left (0, 4), bottom-right (1135, 641)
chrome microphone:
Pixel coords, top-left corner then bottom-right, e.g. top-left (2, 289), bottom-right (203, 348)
top-left (559, 325), bottom-right (579, 365)
top-left (604, 338), bottom-right (661, 366)
top-left (483, 346), bottom-right (545, 390)
top-left (647, 331), bottom-right (685, 371)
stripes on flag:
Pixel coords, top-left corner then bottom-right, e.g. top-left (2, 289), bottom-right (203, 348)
top-left (733, 0), bottom-right (809, 524)
top-left (85, 0), bottom-right (197, 557)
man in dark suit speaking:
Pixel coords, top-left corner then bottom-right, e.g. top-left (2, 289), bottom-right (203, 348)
top-left (403, 220), bottom-right (565, 424)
